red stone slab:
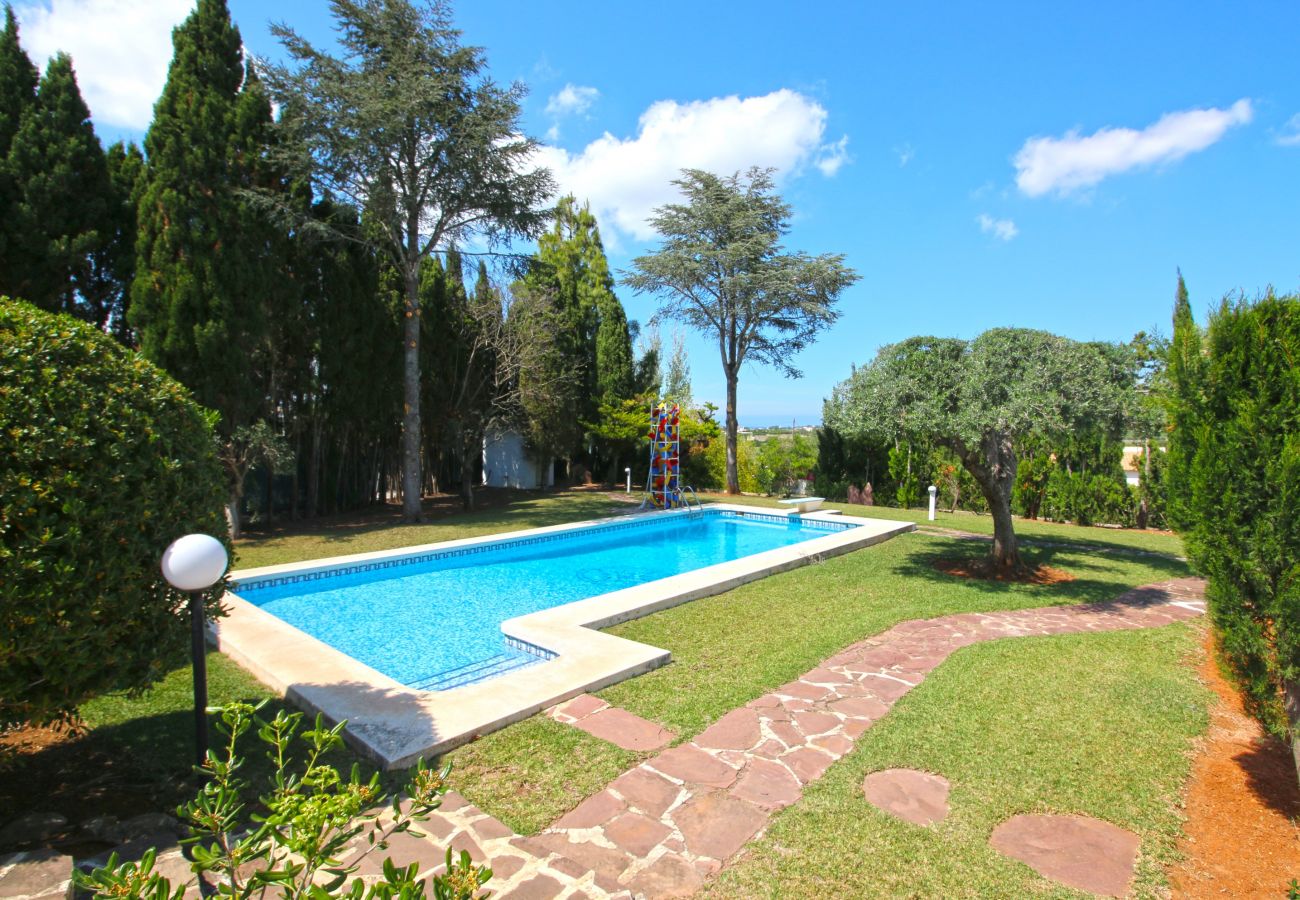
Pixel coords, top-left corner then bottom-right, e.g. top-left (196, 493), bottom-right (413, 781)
top-left (650, 743), bottom-right (739, 788)
top-left (863, 768), bottom-right (951, 826)
top-left (573, 706), bottom-right (676, 751)
top-left (672, 793), bottom-right (768, 860)
top-left (990, 814), bottom-right (1140, 897)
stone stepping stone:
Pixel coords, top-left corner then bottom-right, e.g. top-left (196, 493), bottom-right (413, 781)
top-left (546, 693), bottom-right (676, 751)
top-left (989, 813), bottom-right (1139, 897)
top-left (862, 768), bottom-right (950, 825)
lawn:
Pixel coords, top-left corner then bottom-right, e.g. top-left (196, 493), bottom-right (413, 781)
top-left (448, 526), bottom-right (1194, 834)
top-left (3, 489), bottom-right (1208, 897)
top-left (703, 625), bottom-right (1208, 899)
top-left (699, 491), bottom-right (1185, 557)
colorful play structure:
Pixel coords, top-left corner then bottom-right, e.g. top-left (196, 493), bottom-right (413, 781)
top-left (641, 403), bottom-right (699, 511)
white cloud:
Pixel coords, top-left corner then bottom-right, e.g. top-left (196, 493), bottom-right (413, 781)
top-left (1014, 99), bottom-right (1253, 197)
top-left (1276, 113), bottom-right (1300, 147)
top-left (545, 83), bottom-right (598, 118)
top-left (895, 142), bottom-right (914, 167)
top-left (533, 89), bottom-right (844, 241)
top-left (815, 134), bottom-right (850, 176)
top-left (15, 0), bottom-right (193, 131)
top-left (977, 213), bottom-right (1018, 241)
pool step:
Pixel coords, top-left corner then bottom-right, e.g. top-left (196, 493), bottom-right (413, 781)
top-left (406, 651), bottom-right (540, 692)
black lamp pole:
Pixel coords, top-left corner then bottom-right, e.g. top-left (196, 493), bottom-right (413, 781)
top-left (189, 590), bottom-right (209, 771)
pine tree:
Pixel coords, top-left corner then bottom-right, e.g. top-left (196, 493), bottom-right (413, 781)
top-left (130, 0), bottom-right (276, 438)
top-left (0, 5), bottom-right (39, 291)
top-left (663, 329), bottom-right (693, 406)
top-left (6, 53), bottom-right (112, 319)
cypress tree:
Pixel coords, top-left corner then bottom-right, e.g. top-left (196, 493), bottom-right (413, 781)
top-left (130, 0), bottom-right (277, 437)
top-left (584, 214), bottom-right (634, 403)
top-left (95, 141), bottom-right (146, 343)
top-left (6, 53), bottom-right (112, 319)
top-left (1164, 270), bottom-right (1202, 531)
top-left (0, 5), bottom-right (38, 291)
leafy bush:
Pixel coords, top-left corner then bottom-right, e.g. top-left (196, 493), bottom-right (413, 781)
top-left (700, 434), bottom-right (758, 492)
top-left (0, 298), bottom-right (228, 724)
top-left (755, 434), bottom-right (816, 496)
top-left (1041, 470), bottom-right (1133, 527)
top-left (1168, 292), bottom-right (1300, 738)
top-left (77, 702), bottom-right (491, 898)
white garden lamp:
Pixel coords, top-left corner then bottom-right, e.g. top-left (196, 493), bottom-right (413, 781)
top-left (162, 534), bottom-right (228, 770)
top-left (625, 467), bottom-right (632, 494)
top-left (928, 484), bottom-right (938, 521)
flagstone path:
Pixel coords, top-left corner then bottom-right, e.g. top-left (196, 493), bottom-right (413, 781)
top-left (331, 577), bottom-right (1207, 898)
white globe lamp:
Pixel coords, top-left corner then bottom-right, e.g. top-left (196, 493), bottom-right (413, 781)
top-left (161, 533), bottom-right (228, 771)
top-left (162, 533), bottom-right (228, 591)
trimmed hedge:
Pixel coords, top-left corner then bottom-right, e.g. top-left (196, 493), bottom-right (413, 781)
top-left (0, 297), bottom-right (228, 724)
top-left (1169, 292), bottom-right (1300, 738)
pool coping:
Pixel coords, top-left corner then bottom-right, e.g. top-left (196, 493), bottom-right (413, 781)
top-left (214, 503), bottom-right (914, 769)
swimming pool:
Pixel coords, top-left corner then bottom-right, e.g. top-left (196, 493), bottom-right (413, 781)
top-left (234, 509), bottom-right (854, 691)
top-left (217, 503), bottom-right (913, 766)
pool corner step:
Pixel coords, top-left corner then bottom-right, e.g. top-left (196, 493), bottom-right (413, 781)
top-left (406, 650), bottom-right (542, 692)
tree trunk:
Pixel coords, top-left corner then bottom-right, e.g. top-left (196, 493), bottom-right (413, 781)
top-left (460, 429), bottom-right (477, 511)
top-left (226, 493), bottom-right (242, 540)
top-left (400, 271), bottom-right (423, 522)
top-left (725, 370), bottom-right (739, 494)
top-left (1286, 678), bottom-right (1300, 789)
top-left (954, 434), bottom-right (1022, 570)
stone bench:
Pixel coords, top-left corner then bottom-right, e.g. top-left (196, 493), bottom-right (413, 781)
top-left (778, 496), bottom-right (824, 514)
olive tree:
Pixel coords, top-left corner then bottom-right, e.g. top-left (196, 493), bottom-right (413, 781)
top-left (625, 168), bottom-right (858, 494)
top-left (827, 328), bottom-right (1130, 569)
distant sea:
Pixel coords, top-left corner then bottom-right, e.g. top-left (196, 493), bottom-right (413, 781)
top-left (739, 416), bottom-right (822, 429)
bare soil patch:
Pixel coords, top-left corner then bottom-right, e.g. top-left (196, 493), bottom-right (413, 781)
top-left (932, 557), bottom-right (1075, 585)
top-left (1169, 631), bottom-right (1300, 898)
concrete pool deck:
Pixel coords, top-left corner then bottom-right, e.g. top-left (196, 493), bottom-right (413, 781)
top-left (213, 504), bottom-right (913, 768)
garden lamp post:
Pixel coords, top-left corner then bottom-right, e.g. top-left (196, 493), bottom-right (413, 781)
top-left (928, 484), bottom-right (937, 521)
top-left (625, 467), bottom-right (632, 494)
top-left (161, 534), bottom-right (228, 770)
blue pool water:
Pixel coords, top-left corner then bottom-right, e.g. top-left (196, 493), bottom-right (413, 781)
top-left (235, 509), bottom-right (853, 691)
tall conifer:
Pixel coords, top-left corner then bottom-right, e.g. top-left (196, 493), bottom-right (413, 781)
top-left (6, 53), bottom-right (112, 318)
top-left (130, 0), bottom-right (276, 437)
top-left (0, 5), bottom-right (38, 288)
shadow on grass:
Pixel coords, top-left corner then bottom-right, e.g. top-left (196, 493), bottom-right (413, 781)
top-left (0, 667), bottom-right (410, 845)
top-left (890, 540), bottom-right (1193, 603)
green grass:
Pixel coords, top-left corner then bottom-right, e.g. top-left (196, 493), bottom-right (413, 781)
top-left (5, 488), bottom-right (1205, 898)
top-left (233, 490), bottom-right (627, 570)
top-left (703, 625), bottom-right (1209, 899)
top-left (700, 492), bottom-right (1186, 557)
top-left (446, 717), bottom-right (640, 834)
top-left (447, 529), bottom-right (1193, 830)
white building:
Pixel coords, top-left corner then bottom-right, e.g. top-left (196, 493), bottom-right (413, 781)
top-left (482, 427), bottom-right (555, 490)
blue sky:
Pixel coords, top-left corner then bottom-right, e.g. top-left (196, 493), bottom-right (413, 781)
top-left (14, 1), bottom-right (1300, 425)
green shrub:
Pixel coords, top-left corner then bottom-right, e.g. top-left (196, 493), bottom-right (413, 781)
top-left (701, 435), bottom-right (758, 492)
top-left (77, 703), bottom-right (490, 899)
top-left (1168, 292), bottom-right (1300, 737)
top-left (0, 297), bottom-right (228, 724)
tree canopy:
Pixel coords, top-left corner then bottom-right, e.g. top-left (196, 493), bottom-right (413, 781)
top-left (265, 0), bottom-right (554, 521)
top-left (625, 167), bottom-right (857, 493)
top-left (828, 327), bottom-right (1130, 568)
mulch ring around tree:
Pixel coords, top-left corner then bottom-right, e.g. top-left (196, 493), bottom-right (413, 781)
top-left (932, 556), bottom-right (1075, 585)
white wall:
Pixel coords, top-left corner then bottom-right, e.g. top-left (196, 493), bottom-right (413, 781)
top-left (482, 428), bottom-right (554, 489)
